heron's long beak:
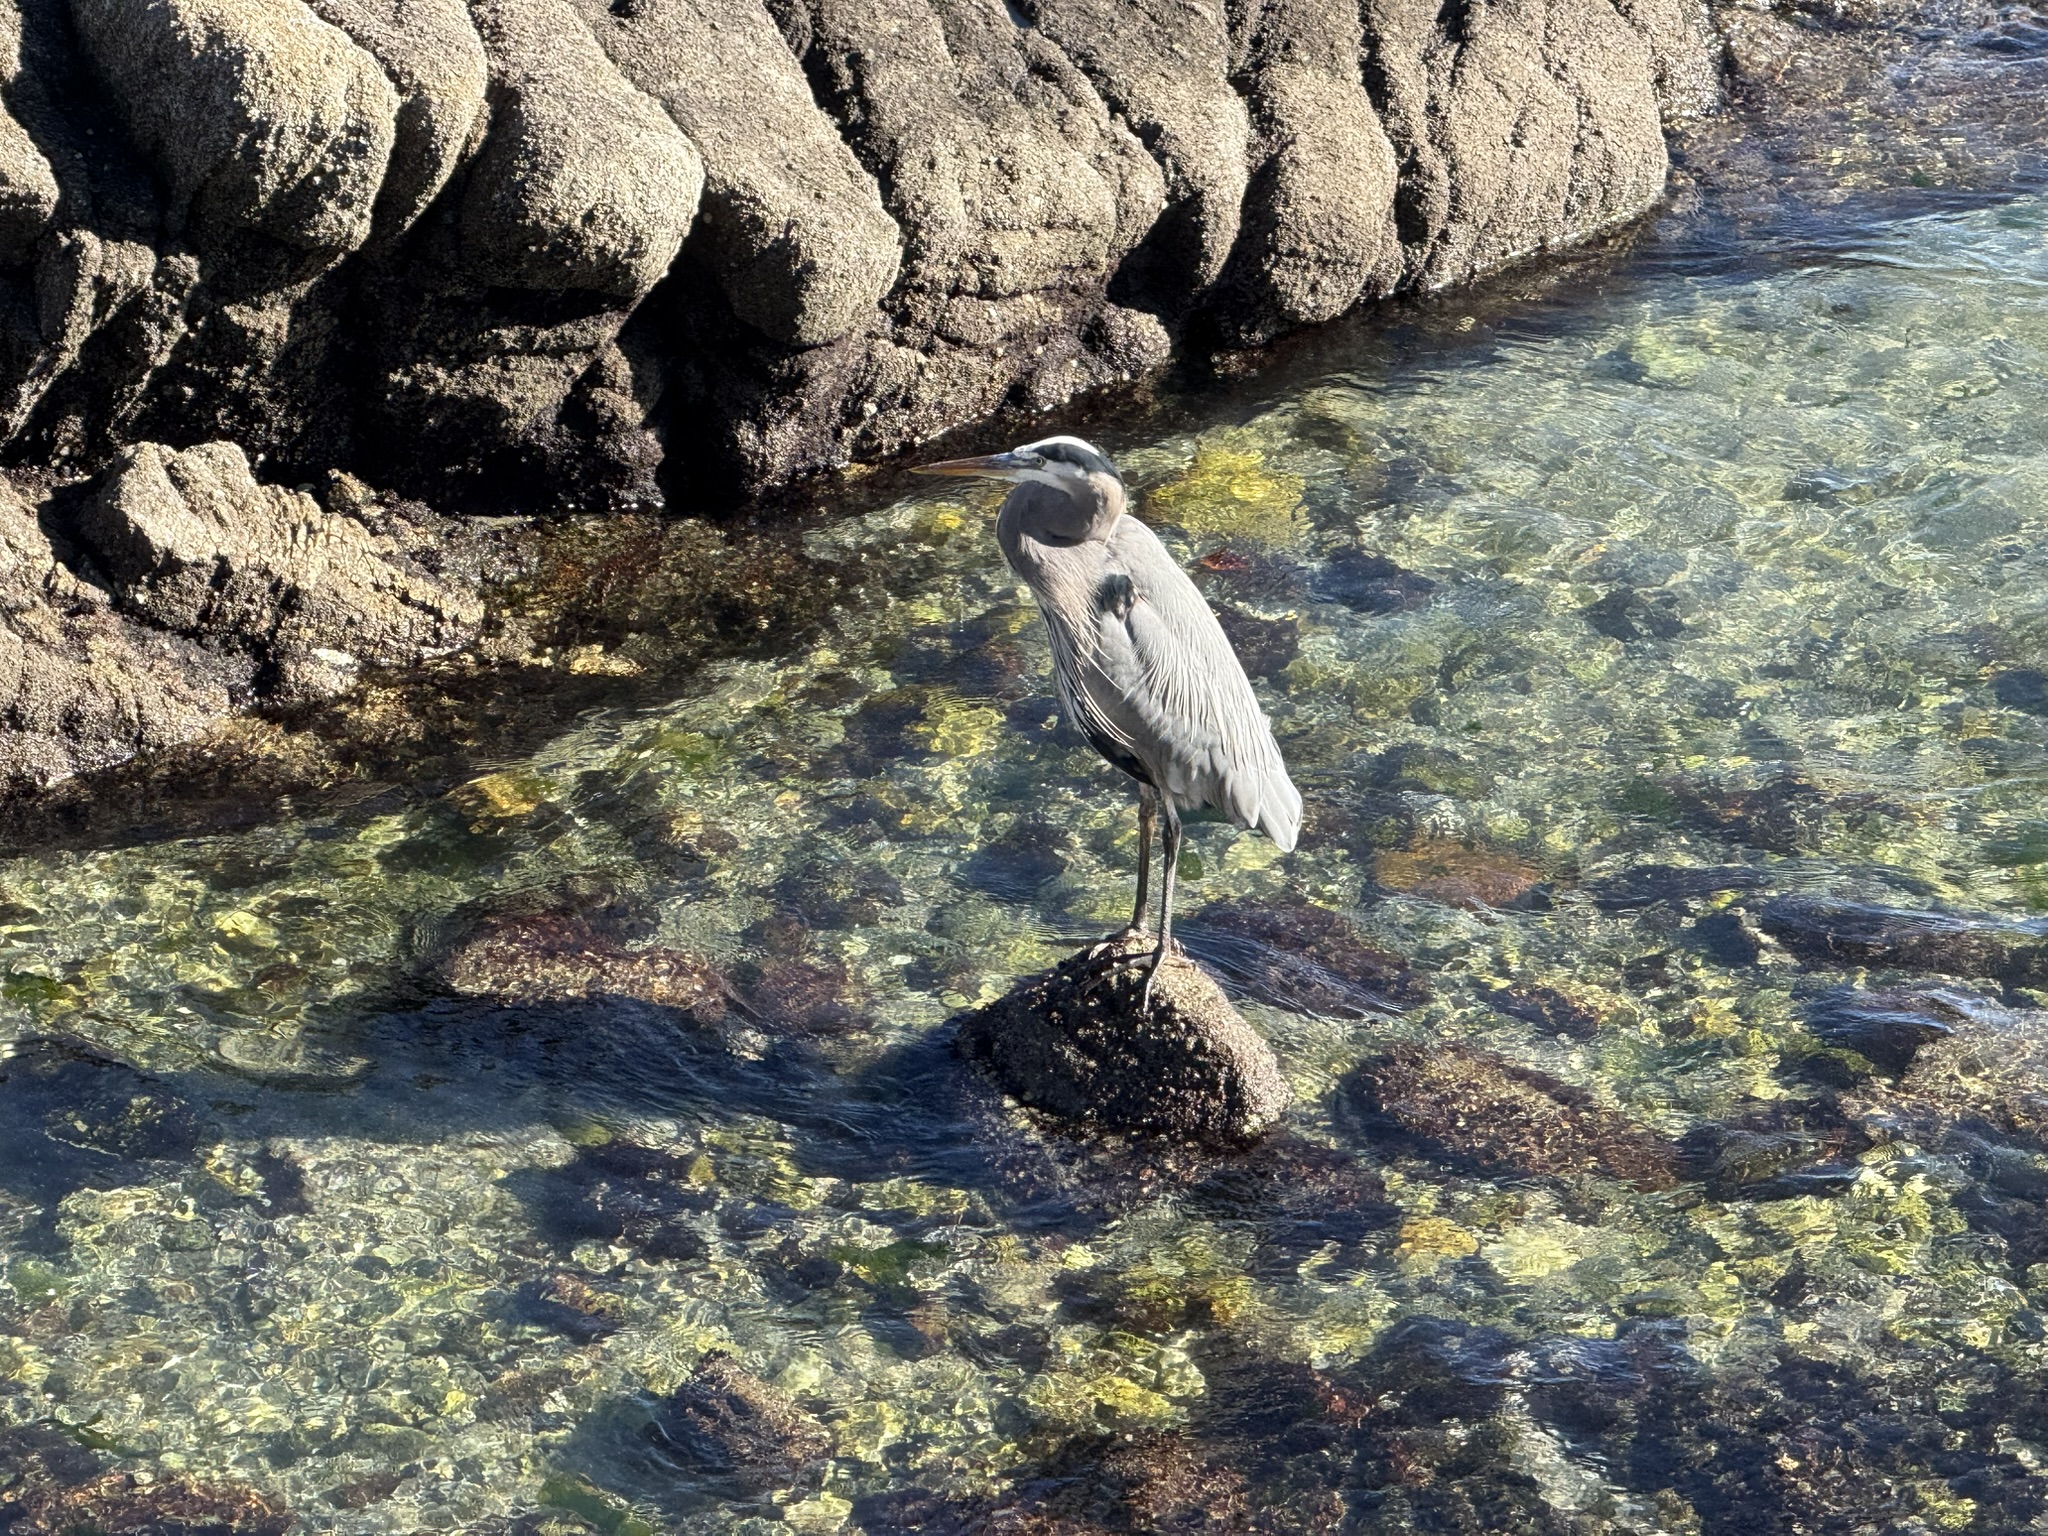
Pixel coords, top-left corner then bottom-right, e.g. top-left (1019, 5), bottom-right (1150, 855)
top-left (911, 451), bottom-right (1031, 480)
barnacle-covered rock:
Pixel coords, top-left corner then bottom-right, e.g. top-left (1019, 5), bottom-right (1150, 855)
top-left (955, 931), bottom-right (1292, 1148)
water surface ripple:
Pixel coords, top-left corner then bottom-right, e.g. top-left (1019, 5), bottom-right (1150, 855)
top-left (5, 193), bottom-right (2048, 1533)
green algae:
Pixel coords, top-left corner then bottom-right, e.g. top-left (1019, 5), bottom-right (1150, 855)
top-left (0, 195), bottom-right (2047, 1532)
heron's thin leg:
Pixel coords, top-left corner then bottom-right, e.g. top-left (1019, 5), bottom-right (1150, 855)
top-left (1141, 802), bottom-right (1182, 1010)
top-left (1130, 783), bottom-right (1156, 936)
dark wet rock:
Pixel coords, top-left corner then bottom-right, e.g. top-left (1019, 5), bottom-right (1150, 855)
top-left (777, 858), bottom-right (905, 930)
top-left (1480, 982), bottom-right (1608, 1040)
top-left (738, 956), bottom-right (861, 1036)
top-left (1992, 666), bottom-right (2048, 714)
top-left (651, 1351), bottom-right (831, 1494)
top-left (1672, 773), bottom-right (1836, 855)
top-left (1585, 862), bottom-right (1773, 910)
top-left (1879, 992), bottom-right (2048, 1144)
top-left (1375, 836), bottom-right (1545, 910)
top-left (510, 1272), bottom-right (628, 1343)
top-left (1759, 896), bottom-right (2048, 984)
top-left (1679, 1100), bottom-right (1872, 1200)
top-left (1315, 549), bottom-right (1437, 615)
top-left (954, 931), bottom-right (1292, 1148)
top-left (959, 818), bottom-right (1077, 903)
top-left (1362, 1316), bottom-right (1519, 1423)
top-left (1584, 585), bottom-right (1685, 642)
top-left (857, 1432), bottom-right (1254, 1536)
top-left (1525, 1323), bottom-right (1694, 1441)
top-left (1178, 896), bottom-right (1430, 1017)
top-left (1803, 984), bottom-right (1969, 1077)
top-left (438, 912), bottom-right (728, 1020)
top-left (1182, 1135), bottom-right (1399, 1279)
top-left (1342, 1042), bottom-right (1681, 1190)
top-left (1685, 909), bottom-right (1763, 966)
top-left (1213, 606), bottom-right (1299, 681)
top-left (321, 1468), bottom-right (405, 1511)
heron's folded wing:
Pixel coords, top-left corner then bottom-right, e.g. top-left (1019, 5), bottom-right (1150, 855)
top-left (1088, 522), bottom-right (1303, 850)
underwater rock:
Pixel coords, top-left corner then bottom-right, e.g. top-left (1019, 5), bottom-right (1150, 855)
top-left (856, 1432), bottom-right (1254, 1536)
top-left (1178, 897), bottom-right (1430, 1017)
top-left (1583, 585), bottom-right (1685, 642)
top-left (1759, 896), bottom-right (2048, 984)
top-left (0, 1455), bottom-right (293, 1536)
top-left (1364, 742), bottom-right (1491, 799)
top-left (520, 1138), bottom-right (718, 1263)
top-left (959, 818), bottom-right (1077, 903)
top-left (954, 931), bottom-right (1292, 1148)
top-left (651, 1351), bottom-right (831, 1494)
top-left (1802, 984), bottom-right (1969, 1077)
top-left (0, 1037), bottom-right (205, 1209)
top-left (439, 912), bottom-right (728, 1020)
top-left (1315, 549), bottom-right (1438, 615)
top-left (1882, 992), bottom-right (2048, 1144)
top-left (1212, 606), bottom-right (1300, 680)
top-left (1678, 1100), bottom-right (1871, 1200)
top-left (1343, 1043), bottom-right (1681, 1189)
top-left (1672, 773), bottom-right (1836, 855)
top-left (1585, 863), bottom-right (1773, 911)
top-left (1479, 982), bottom-right (1609, 1040)
top-left (738, 956), bottom-right (860, 1037)
top-left (1374, 836), bottom-right (1545, 910)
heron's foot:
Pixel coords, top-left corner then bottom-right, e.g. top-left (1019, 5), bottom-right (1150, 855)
top-left (1137, 941), bottom-right (1172, 1012)
top-left (1079, 935), bottom-right (1181, 1006)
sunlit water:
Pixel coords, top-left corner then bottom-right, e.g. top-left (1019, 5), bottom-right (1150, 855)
top-left (7, 183), bottom-right (2048, 1532)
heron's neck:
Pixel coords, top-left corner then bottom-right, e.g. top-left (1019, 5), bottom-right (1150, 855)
top-left (1001, 474), bottom-right (1125, 549)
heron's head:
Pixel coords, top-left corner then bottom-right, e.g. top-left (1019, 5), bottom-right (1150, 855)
top-left (912, 435), bottom-right (1123, 497)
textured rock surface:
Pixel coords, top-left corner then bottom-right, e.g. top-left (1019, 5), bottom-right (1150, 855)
top-left (1, 443), bottom-right (482, 793)
top-left (79, 439), bottom-right (480, 669)
top-left (0, 0), bottom-right (1723, 516)
top-left (956, 930), bottom-right (1294, 1147)
top-left (69, 0), bottom-right (400, 257)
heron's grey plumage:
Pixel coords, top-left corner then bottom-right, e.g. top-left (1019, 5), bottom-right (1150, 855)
top-left (916, 433), bottom-right (1302, 1002)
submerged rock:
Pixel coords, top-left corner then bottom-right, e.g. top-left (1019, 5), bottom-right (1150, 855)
top-left (1178, 897), bottom-right (1430, 1017)
top-left (651, 1352), bottom-right (831, 1493)
top-left (1759, 896), bottom-right (2048, 984)
top-left (954, 931), bottom-right (1292, 1148)
top-left (439, 912), bottom-right (728, 1021)
top-left (1343, 1043), bottom-right (1681, 1190)
top-left (1374, 836), bottom-right (1546, 910)
top-left (0, 1423), bottom-right (293, 1536)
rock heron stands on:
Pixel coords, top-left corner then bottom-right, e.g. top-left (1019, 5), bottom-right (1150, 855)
top-left (914, 436), bottom-right (1302, 1005)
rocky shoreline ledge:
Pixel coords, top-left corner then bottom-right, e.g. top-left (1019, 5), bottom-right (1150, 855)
top-left (0, 0), bottom-right (1709, 512)
top-left (0, 0), bottom-right (2043, 798)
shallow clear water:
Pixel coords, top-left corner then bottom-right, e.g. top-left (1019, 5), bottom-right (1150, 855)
top-left (8, 185), bottom-right (2048, 1533)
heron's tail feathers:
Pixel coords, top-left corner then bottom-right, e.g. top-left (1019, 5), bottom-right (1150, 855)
top-left (1259, 773), bottom-right (1303, 854)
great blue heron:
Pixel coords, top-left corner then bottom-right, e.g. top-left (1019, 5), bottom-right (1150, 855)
top-left (914, 434), bottom-right (1302, 1005)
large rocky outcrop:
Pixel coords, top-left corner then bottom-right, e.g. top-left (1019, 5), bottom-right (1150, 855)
top-left (0, 0), bottom-right (1722, 514)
